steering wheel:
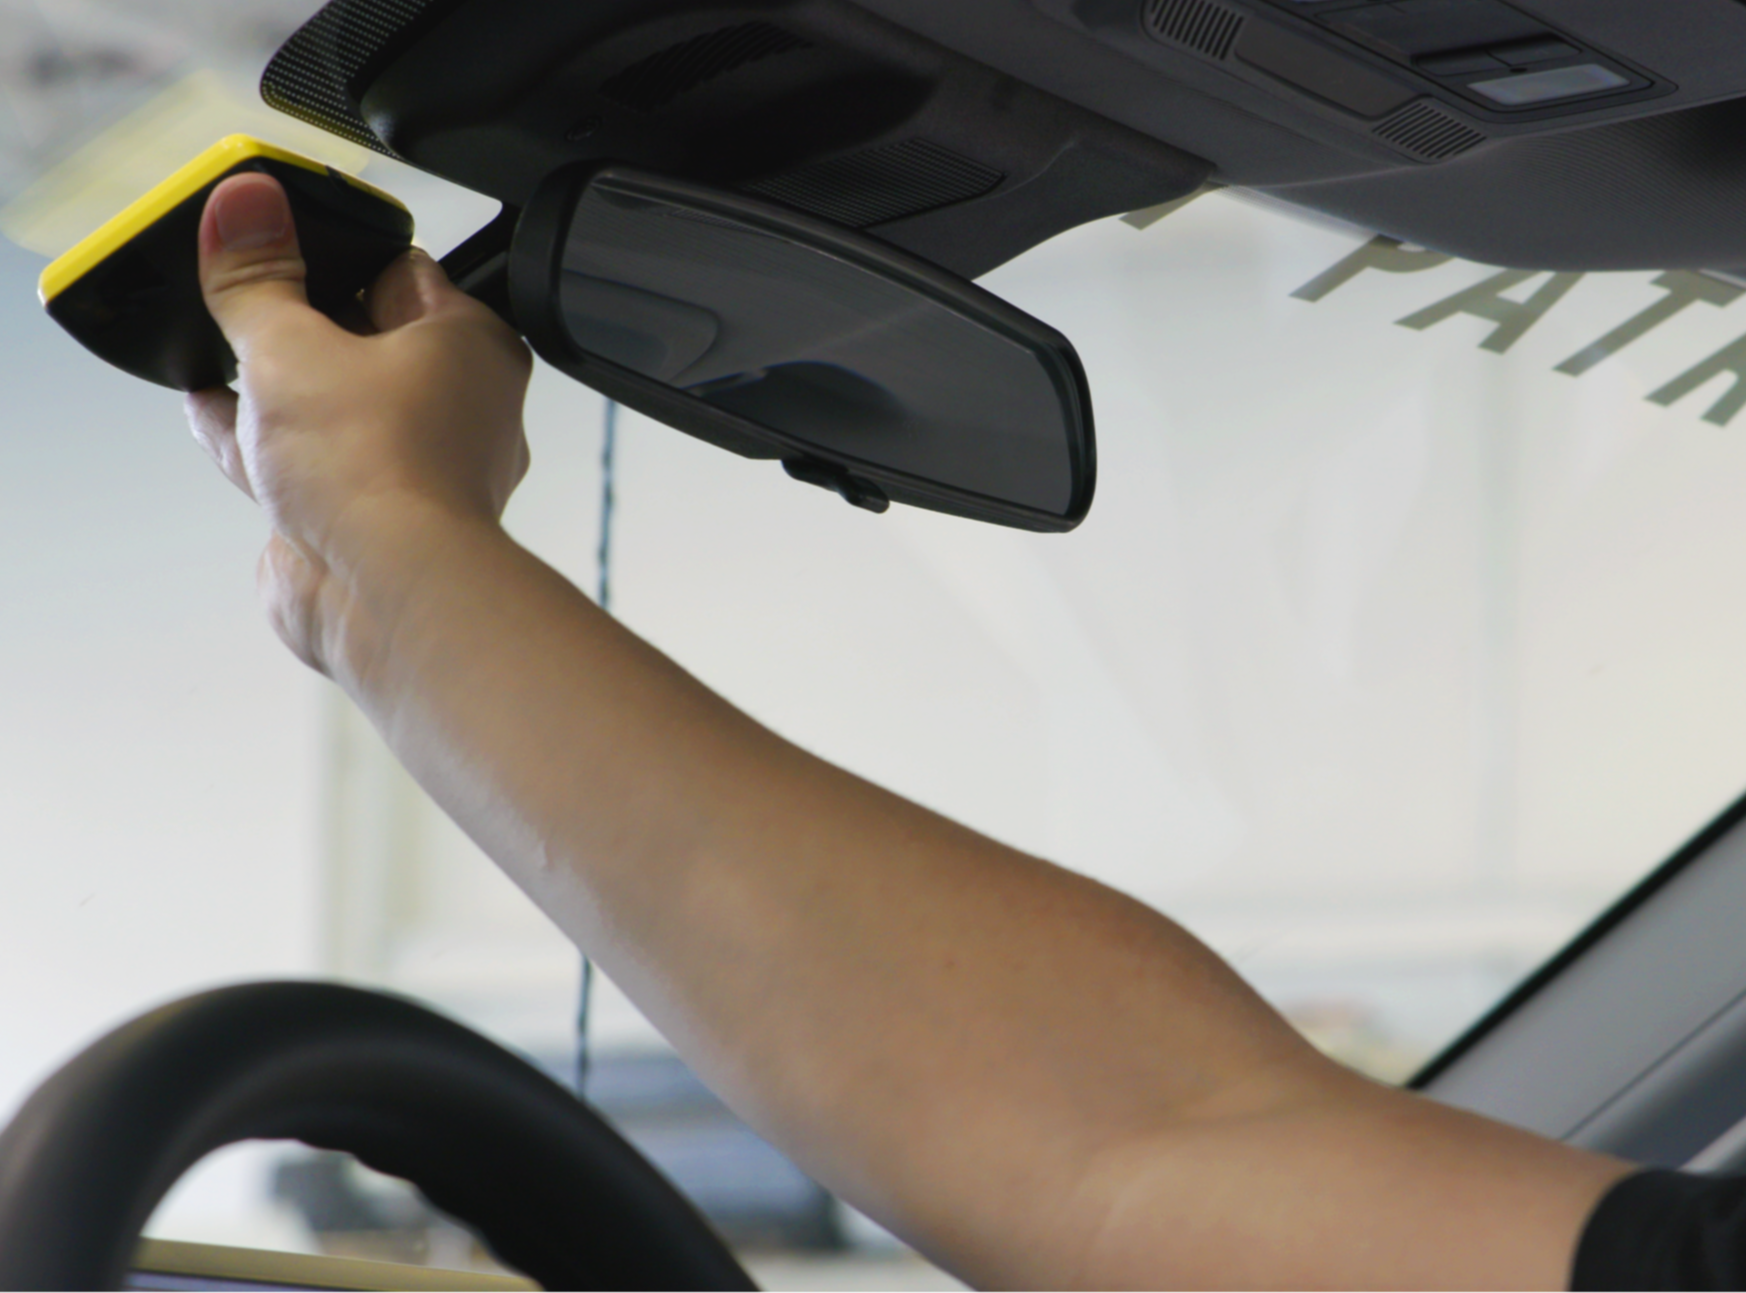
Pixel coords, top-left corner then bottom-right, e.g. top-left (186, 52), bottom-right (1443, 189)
top-left (0, 982), bottom-right (758, 1291)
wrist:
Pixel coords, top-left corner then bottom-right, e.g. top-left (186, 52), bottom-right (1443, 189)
top-left (303, 494), bottom-right (515, 700)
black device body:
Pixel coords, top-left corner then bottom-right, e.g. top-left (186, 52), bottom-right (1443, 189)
top-left (45, 150), bottom-right (414, 392)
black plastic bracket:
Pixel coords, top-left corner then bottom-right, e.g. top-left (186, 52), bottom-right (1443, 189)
top-left (438, 203), bottom-right (520, 328)
top-left (782, 457), bottom-right (891, 513)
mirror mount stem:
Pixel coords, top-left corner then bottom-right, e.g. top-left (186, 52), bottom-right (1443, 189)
top-left (440, 204), bottom-right (522, 328)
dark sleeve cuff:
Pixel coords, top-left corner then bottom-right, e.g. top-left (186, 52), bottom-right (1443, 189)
top-left (1573, 1168), bottom-right (1746, 1291)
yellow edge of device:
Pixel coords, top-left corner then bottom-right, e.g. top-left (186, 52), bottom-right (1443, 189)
top-left (38, 135), bottom-right (409, 306)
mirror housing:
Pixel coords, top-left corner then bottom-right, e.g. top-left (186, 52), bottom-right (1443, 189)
top-left (507, 165), bottom-right (1096, 531)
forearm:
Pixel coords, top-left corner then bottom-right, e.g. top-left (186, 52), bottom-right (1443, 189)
top-left (192, 179), bottom-right (1636, 1291)
top-left (320, 502), bottom-right (1334, 1281)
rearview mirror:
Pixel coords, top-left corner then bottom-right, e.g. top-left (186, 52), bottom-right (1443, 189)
top-left (508, 166), bottom-right (1095, 531)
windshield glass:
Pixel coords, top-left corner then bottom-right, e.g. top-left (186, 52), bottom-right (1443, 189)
top-left (7, 3), bottom-right (1746, 1286)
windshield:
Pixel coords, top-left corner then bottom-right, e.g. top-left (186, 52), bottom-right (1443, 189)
top-left (7, 3), bottom-right (1746, 1286)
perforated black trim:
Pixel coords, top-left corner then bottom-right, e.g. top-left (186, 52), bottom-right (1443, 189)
top-left (261, 0), bottom-right (456, 157)
top-left (600, 23), bottom-right (812, 113)
top-left (1373, 100), bottom-right (1487, 162)
top-left (1144, 0), bottom-right (1247, 62)
top-left (745, 139), bottom-right (1004, 228)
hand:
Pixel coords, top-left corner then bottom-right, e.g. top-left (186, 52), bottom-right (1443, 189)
top-left (185, 173), bottom-right (533, 678)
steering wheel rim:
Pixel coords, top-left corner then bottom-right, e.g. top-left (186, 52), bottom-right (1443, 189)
top-left (0, 981), bottom-right (758, 1291)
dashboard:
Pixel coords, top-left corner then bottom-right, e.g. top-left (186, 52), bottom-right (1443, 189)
top-left (128, 1239), bottom-right (535, 1292)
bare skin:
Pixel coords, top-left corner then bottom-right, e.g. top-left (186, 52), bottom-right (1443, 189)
top-left (186, 172), bottom-right (1637, 1290)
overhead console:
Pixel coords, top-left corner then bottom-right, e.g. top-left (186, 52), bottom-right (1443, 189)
top-left (269, 0), bottom-right (1746, 274)
top-left (837, 0), bottom-right (1746, 271)
top-left (1029, 0), bottom-right (1717, 168)
top-left (1255, 0), bottom-right (1658, 119)
top-left (263, 0), bottom-right (1212, 280)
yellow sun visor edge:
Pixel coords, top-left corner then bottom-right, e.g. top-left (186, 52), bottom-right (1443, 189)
top-left (38, 135), bottom-right (409, 306)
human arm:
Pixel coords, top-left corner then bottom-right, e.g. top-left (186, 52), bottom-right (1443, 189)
top-left (188, 173), bottom-right (1637, 1289)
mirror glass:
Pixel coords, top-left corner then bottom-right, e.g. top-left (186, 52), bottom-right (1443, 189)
top-left (554, 178), bottom-right (1085, 517)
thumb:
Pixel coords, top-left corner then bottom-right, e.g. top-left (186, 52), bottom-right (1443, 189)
top-left (199, 173), bottom-right (325, 361)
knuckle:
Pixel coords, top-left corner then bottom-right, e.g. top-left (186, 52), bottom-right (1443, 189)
top-left (492, 323), bottom-right (535, 373)
top-left (235, 341), bottom-right (325, 405)
top-left (240, 348), bottom-right (292, 388)
top-left (452, 298), bottom-right (533, 369)
top-left (206, 254), bottom-right (308, 298)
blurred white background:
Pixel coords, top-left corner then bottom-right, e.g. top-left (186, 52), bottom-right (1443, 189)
top-left (7, 1), bottom-right (1746, 1285)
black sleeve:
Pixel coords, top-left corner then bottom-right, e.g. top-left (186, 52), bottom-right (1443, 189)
top-left (1573, 1168), bottom-right (1746, 1290)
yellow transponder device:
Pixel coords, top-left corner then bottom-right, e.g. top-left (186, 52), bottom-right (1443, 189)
top-left (39, 135), bottom-right (414, 391)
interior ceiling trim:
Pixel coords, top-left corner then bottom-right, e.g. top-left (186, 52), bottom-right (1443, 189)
top-left (262, 0), bottom-right (461, 157)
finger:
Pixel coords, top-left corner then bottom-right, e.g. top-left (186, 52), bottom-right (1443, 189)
top-left (184, 388), bottom-right (257, 501)
top-left (365, 247), bottom-right (459, 333)
top-left (198, 174), bottom-right (331, 362)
